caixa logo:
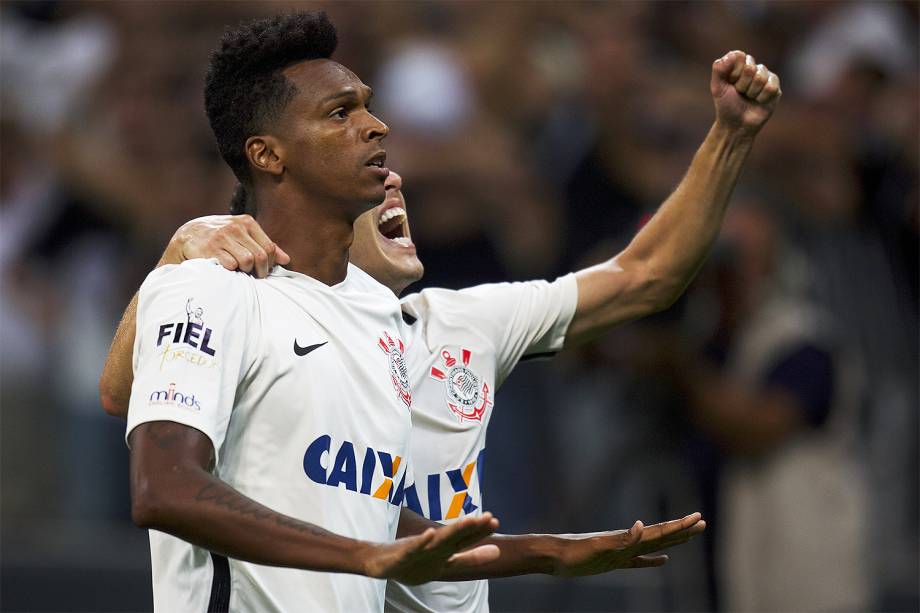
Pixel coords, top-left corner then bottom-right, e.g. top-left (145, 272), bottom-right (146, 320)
top-left (148, 383), bottom-right (201, 411)
top-left (303, 435), bottom-right (406, 506)
top-left (156, 298), bottom-right (217, 356)
top-left (401, 448), bottom-right (487, 522)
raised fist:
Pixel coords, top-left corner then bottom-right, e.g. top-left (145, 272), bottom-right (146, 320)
top-left (711, 50), bottom-right (781, 135)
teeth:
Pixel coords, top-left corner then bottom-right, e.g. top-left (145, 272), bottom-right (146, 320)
top-left (377, 207), bottom-right (406, 226)
top-left (392, 237), bottom-right (412, 246)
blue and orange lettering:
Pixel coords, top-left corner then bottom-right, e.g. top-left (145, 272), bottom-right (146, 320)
top-left (445, 461), bottom-right (478, 519)
top-left (360, 447), bottom-right (376, 495)
top-left (303, 435), bottom-right (331, 484)
top-left (373, 451), bottom-right (401, 501)
top-left (327, 441), bottom-right (357, 492)
top-left (427, 474), bottom-right (442, 521)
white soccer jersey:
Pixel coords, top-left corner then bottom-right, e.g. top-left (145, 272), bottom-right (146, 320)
top-left (126, 259), bottom-right (414, 613)
top-left (385, 274), bottom-right (578, 613)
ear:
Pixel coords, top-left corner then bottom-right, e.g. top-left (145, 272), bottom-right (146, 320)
top-left (245, 135), bottom-right (285, 177)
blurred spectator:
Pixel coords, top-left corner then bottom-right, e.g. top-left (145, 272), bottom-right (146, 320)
top-left (660, 200), bottom-right (872, 612)
top-left (0, 2), bottom-right (916, 611)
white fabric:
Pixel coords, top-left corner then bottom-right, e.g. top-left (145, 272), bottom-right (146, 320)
top-left (127, 259), bottom-right (413, 613)
top-left (385, 274), bottom-right (578, 613)
top-left (718, 295), bottom-right (871, 612)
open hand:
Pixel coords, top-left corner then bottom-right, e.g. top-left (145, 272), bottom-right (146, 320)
top-left (161, 214), bottom-right (289, 278)
top-left (364, 512), bottom-right (500, 585)
top-left (551, 512), bottom-right (706, 576)
top-left (711, 50), bottom-right (781, 135)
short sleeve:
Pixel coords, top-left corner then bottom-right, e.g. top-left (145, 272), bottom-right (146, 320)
top-left (126, 259), bottom-right (252, 461)
top-left (407, 274), bottom-right (578, 386)
top-left (765, 343), bottom-right (835, 428)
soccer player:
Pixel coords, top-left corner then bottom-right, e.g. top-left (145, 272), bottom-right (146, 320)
top-left (120, 12), bottom-right (507, 613)
top-left (104, 16), bottom-right (776, 612)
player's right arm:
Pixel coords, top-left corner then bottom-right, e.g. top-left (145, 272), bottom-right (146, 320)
top-left (100, 214), bottom-right (289, 418)
top-left (130, 420), bottom-right (499, 581)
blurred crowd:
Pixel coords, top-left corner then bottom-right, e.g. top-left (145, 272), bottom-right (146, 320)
top-left (1, 1), bottom-right (917, 611)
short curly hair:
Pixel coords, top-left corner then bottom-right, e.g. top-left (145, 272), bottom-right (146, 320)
top-left (205, 11), bottom-right (338, 195)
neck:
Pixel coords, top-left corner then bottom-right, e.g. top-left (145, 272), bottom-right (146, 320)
top-left (255, 187), bottom-right (357, 286)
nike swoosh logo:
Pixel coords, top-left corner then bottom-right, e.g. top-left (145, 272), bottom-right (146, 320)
top-left (294, 340), bottom-right (328, 356)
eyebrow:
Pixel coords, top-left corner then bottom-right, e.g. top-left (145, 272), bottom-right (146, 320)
top-left (320, 85), bottom-right (373, 107)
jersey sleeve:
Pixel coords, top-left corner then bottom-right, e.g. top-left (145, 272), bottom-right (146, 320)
top-left (126, 259), bottom-right (253, 461)
top-left (405, 274), bottom-right (578, 387)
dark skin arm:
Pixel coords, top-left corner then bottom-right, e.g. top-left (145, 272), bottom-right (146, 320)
top-left (129, 420), bottom-right (499, 584)
top-left (396, 508), bottom-right (705, 580)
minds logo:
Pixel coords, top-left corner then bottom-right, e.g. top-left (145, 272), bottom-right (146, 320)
top-left (148, 383), bottom-right (202, 411)
top-left (156, 298), bottom-right (218, 366)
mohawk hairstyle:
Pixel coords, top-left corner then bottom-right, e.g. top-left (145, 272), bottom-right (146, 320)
top-left (205, 11), bottom-right (338, 209)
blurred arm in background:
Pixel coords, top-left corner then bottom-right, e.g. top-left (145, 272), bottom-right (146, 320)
top-left (566, 51), bottom-right (781, 345)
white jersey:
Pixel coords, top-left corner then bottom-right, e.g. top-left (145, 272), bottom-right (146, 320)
top-left (385, 274), bottom-right (578, 613)
top-left (127, 259), bottom-right (414, 613)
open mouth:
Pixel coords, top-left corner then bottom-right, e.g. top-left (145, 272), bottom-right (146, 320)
top-left (377, 204), bottom-right (412, 247)
top-left (365, 151), bottom-right (388, 174)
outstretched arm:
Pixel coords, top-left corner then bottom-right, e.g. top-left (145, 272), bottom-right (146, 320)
top-left (566, 51), bottom-right (781, 345)
top-left (396, 508), bottom-right (705, 580)
top-left (131, 420), bottom-right (499, 583)
top-left (100, 215), bottom-right (289, 417)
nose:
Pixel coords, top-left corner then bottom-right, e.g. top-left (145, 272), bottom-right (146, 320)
top-left (384, 170), bottom-right (402, 191)
top-left (364, 113), bottom-right (389, 142)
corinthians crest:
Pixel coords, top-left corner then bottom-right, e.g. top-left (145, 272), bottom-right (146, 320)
top-left (378, 331), bottom-right (412, 409)
top-left (429, 348), bottom-right (491, 422)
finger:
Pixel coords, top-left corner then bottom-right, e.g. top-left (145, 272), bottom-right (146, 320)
top-left (624, 554), bottom-right (669, 569)
top-left (446, 544), bottom-right (501, 567)
top-left (215, 250), bottom-right (240, 272)
top-left (640, 512), bottom-right (701, 542)
top-left (428, 514), bottom-right (498, 553)
top-left (726, 50), bottom-right (747, 83)
top-left (238, 215), bottom-right (290, 268)
top-left (733, 54), bottom-right (757, 92)
top-left (637, 521), bottom-right (706, 555)
top-left (228, 227), bottom-right (271, 278)
top-left (224, 239), bottom-right (256, 274)
top-left (745, 64), bottom-right (770, 99)
top-left (625, 520), bottom-right (643, 546)
top-left (756, 72), bottom-right (781, 104)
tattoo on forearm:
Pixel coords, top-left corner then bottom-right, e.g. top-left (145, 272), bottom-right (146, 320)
top-left (194, 483), bottom-right (327, 536)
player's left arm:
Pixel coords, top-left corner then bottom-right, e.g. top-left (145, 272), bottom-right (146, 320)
top-left (99, 215), bottom-right (289, 418)
top-left (396, 508), bottom-right (704, 580)
top-left (565, 51), bottom-right (781, 346)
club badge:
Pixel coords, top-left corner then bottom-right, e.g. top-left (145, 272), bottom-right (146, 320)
top-left (378, 331), bottom-right (412, 409)
top-left (429, 348), bottom-right (491, 422)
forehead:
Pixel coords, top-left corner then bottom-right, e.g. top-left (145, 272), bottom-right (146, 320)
top-left (282, 59), bottom-right (369, 109)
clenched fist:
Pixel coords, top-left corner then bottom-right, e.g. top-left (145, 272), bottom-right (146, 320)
top-left (711, 50), bottom-right (781, 136)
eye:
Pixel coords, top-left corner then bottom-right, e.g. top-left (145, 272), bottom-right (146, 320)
top-left (330, 108), bottom-right (348, 119)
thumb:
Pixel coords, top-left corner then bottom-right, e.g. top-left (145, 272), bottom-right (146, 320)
top-left (446, 544), bottom-right (500, 567)
top-left (275, 245), bottom-right (292, 265)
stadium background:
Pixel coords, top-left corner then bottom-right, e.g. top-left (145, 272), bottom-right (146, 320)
top-left (0, 1), bottom-right (916, 611)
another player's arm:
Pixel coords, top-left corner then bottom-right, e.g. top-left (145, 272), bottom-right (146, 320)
top-left (565, 51), bottom-right (781, 346)
top-left (396, 508), bottom-right (704, 579)
top-left (99, 215), bottom-right (290, 418)
top-left (130, 420), bottom-right (499, 583)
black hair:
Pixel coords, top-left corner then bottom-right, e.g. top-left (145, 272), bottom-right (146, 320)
top-left (229, 183), bottom-right (248, 216)
top-left (204, 11), bottom-right (338, 214)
